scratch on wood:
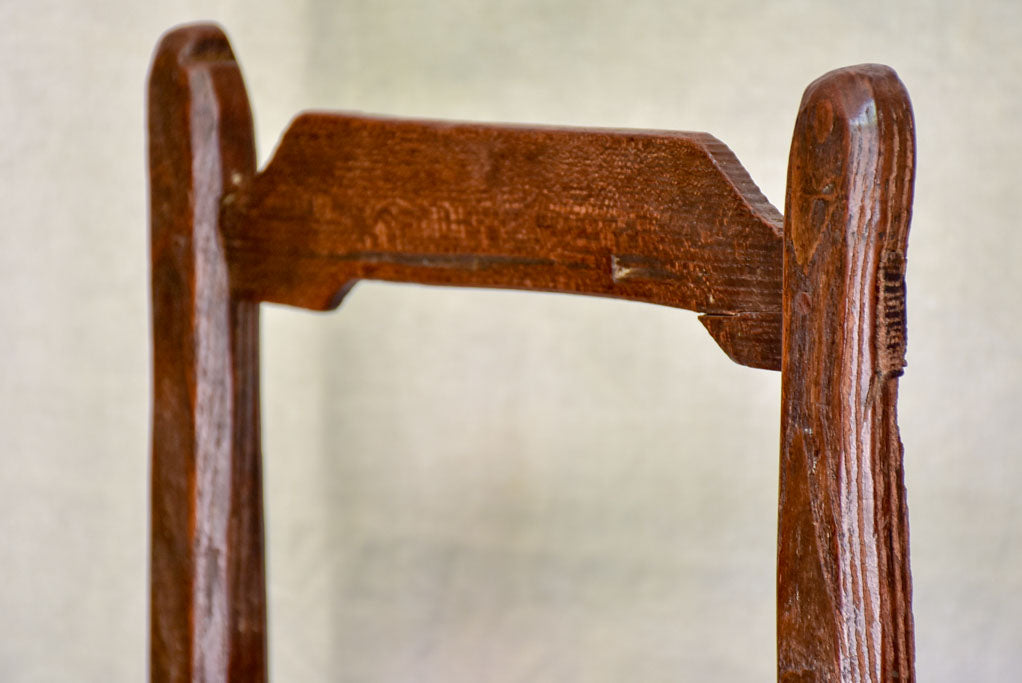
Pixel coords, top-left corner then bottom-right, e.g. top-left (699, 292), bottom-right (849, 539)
top-left (610, 254), bottom-right (638, 281)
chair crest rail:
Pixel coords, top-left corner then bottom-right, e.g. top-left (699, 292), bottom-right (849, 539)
top-left (221, 113), bottom-right (785, 369)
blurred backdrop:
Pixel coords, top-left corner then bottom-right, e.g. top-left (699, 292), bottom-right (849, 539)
top-left (1, 0), bottom-right (1020, 680)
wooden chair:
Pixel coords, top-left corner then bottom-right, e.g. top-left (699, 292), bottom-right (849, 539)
top-left (148, 23), bottom-right (916, 682)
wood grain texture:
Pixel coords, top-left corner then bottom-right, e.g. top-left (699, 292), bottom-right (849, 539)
top-left (148, 24), bottom-right (266, 682)
top-left (777, 65), bottom-right (915, 682)
top-left (149, 21), bottom-right (919, 681)
top-left (221, 114), bottom-right (784, 370)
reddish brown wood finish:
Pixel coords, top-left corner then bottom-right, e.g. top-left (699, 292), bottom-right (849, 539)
top-left (148, 24), bottom-right (267, 683)
top-left (222, 114), bottom-right (784, 370)
top-left (148, 22), bottom-right (916, 683)
top-left (778, 65), bottom-right (915, 682)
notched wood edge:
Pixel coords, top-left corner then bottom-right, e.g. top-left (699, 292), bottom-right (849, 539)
top-left (877, 249), bottom-right (907, 377)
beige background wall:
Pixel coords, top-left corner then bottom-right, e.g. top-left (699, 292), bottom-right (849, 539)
top-left (2, 0), bottom-right (1020, 680)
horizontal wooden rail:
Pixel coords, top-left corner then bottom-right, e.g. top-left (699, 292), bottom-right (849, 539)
top-left (221, 113), bottom-right (785, 369)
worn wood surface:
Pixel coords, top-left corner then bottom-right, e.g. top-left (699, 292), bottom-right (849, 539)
top-left (148, 24), bottom-right (267, 682)
top-left (221, 114), bottom-right (784, 370)
top-left (149, 21), bottom-right (918, 683)
top-left (777, 65), bottom-right (915, 682)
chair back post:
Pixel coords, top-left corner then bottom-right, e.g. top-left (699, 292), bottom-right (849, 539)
top-left (779, 65), bottom-right (915, 682)
top-left (148, 24), bottom-right (267, 683)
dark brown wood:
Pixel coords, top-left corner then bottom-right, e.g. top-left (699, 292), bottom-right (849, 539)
top-left (221, 114), bottom-right (784, 370)
top-left (777, 65), bottom-right (915, 682)
top-left (148, 21), bottom-right (918, 682)
top-left (148, 24), bottom-right (266, 682)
